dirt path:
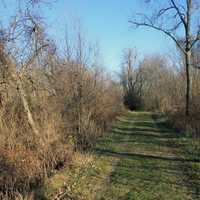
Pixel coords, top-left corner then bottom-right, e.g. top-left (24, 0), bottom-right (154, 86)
top-left (94, 112), bottom-right (200, 200)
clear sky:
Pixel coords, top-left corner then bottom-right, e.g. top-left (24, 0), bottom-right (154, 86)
top-left (0, 0), bottom-right (175, 71)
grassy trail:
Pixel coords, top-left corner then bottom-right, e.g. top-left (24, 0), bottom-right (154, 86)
top-left (94, 112), bottom-right (200, 200)
top-left (43, 112), bottom-right (200, 200)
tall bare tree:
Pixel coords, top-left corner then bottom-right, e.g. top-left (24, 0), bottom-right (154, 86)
top-left (120, 48), bottom-right (143, 110)
top-left (129, 0), bottom-right (200, 116)
top-left (0, 1), bottom-right (49, 139)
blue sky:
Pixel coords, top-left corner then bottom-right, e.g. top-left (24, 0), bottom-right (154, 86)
top-left (0, 0), bottom-right (175, 71)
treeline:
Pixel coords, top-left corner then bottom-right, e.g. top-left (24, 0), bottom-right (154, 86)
top-left (122, 0), bottom-right (200, 141)
top-left (0, 2), bottom-right (123, 199)
top-left (120, 48), bottom-right (200, 138)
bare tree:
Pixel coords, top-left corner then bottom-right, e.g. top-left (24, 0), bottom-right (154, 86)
top-left (129, 0), bottom-right (200, 116)
top-left (0, 3), bottom-right (49, 139)
top-left (120, 48), bottom-right (143, 110)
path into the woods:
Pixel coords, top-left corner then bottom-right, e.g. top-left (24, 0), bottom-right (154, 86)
top-left (94, 112), bottom-right (200, 200)
top-left (42, 112), bottom-right (200, 200)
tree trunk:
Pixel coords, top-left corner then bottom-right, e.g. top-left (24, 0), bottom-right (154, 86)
top-left (185, 51), bottom-right (191, 116)
top-left (16, 74), bottom-right (40, 137)
top-left (185, 0), bottom-right (192, 116)
top-left (0, 44), bottom-right (39, 137)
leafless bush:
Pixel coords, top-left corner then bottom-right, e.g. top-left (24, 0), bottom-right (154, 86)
top-left (137, 53), bottom-right (200, 138)
top-left (0, 4), bottom-right (123, 199)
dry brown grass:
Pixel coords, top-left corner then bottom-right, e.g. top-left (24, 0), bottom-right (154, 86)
top-left (0, 6), bottom-right (123, 198)
top-left (0, 56), bottom-right (123, 200)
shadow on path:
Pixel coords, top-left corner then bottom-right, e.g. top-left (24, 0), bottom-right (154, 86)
top-left (95, 148), bottom-right (200, 163)
top-left (95, 112), bottom-right (200, 200)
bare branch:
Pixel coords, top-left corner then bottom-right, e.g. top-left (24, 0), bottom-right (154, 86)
top-left (129, 20), bottom-right (186, 54)
top-left (22, 43), bottom-right (49, 70)
top-left (170, 0), bottom-right (186, 28)
top-left (191, 28), bottom-right (200, 48)
top-left (157, 6), bottom-right (174, 18)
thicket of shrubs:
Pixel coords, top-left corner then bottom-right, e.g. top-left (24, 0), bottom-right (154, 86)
top-left (0, 41), bottom-right (123, 200)
top-left (121, 49), bottom-right (200, 140)
top-left (140, 55), bottom-right (200, 139)
top-left (0, 3), bottom-right (123, 199)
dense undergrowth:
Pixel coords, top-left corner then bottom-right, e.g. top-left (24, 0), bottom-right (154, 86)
top-left (0, 2), bottom-right (124, 199)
